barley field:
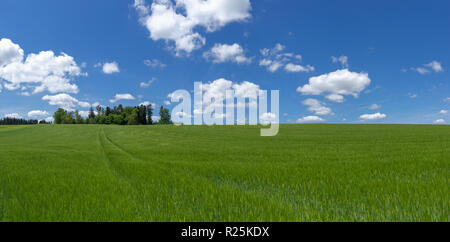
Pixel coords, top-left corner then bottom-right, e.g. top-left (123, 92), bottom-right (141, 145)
top-left (0, 124), bottom-right (448, 221)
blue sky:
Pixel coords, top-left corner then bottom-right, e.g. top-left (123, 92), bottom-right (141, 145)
top-left (0, 0), bottom-right (449, 124)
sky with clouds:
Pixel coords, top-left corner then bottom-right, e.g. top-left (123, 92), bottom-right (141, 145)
top-left (0, 0), bottom-right (449, 124)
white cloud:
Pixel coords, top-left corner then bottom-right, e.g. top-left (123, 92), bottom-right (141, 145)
top-left (369, 104), bottom-right (381, 110)
top-left (78, 111), bottom-right (91, 117)
top-left (331, 55), bottom-right (349, 68)
top-left (144, 59), bottom-right (166, 68)
top-left (410, 67), bottom-right (429, 74)
top-left (445, 97), bottom-right (450, 102)
top-left (259, 43), bottom-right (313, 73)
top-left (296, 116), bottom-right (325, 123)
top-left (424, 61), bottom-right (443, 72)
top-left (28, 110), bottom-right (49, 118)
top-left (78, 101), bottom-right (91, 108)
top-left (42, 93), bottom-right (91, 111)
top-left (134, 0), bottom-right (252, 54)
top-left (284, 63), bottom-right (314, 73)
top-left (359, 113), bottom-right (387, 121)
top-left (297, 69), bottom-right (371, 100)
top-left (410, 61), bottom-right (444, 74)
top-left (164, 100), bottom-right (171, 105)
top-left (183, 78), bottom-right (261, 118)
top-left (45, 117), bottom-right (54, 123)
top-left (174, 111), bottom-right (192, 119)
top-left (139, 101), bottom-right (156, 108)
top-left (5, 113), bottom-right (22, 119)
top-left (433, 119), bottom-right (445, 124)
top-left (101, 62), bottom-right (120, 74)
top-left (110, 93), bottom-right (135, 103)
top-left (408, 93), bottom-right (417, 99)
top-left (302, 98), bottom-right (332, 116)
top-left (325, 94), bottom-right (345, 103)
top-left (203, 43), bottom-right (251, 64)
top-left (0, 38), bottom-right (83, 94)
top-left (259, 112), bottom-right (278, 124)
top-left (140, 78), bottom-right (156, 88)
top-left (0, 38), bottom-right (24, 67)
top-left (439, 110), bottom-right (448, 114)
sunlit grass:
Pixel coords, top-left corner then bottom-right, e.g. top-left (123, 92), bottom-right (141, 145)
top-left (0, 124), bottom-right (448, 221)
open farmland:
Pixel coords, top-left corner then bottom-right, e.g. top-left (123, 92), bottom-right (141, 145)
top-left (0, 124), bottom-right (448, 221)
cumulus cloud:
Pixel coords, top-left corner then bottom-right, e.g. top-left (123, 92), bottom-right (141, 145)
top-left (110, 93), bottom-right (135, 103)
top-left (425, 61), bottom-right (444, 72)
top-left (0, 38), bottom-right (24, 67)
top-left (42, 93), bottom-right (91, 111)
top-left (78, 101), bottom-right (91, 108)
top-left (439, 110), bottom-right (448, 114)
top-left (203, 43), bottom-right (251, 64)
top-left (0, 38), bottom-right (83, 94)
top-left (5, 113), bottom-right (23, 119)
top-left (45, 116), bottom-right (54, 123)
top-left (410, 61), bottom-right (444, 74)
top-left (140, 78), bottom-right (156, 88)
top-left (297, 69), bottom-right (371, 101)
top-left (331, 55), bottom-right (349, 68)
top-left (325, 94), bottom-right (345, 103)
top-left (369, 104), bottom-right (381, 110)
top-left (433, 119), bottom-right (445, 124)
top-left (99, 62), bottom-right (120, 74)
top-left (302, 98), bottom-right (332, 116)
top-left (28, 110), bottom-right (49, 118)
top-left (173, 78), bottom-right (261, 121)
top-left (259, 43), bottom-right (313, 73)
top-left (144, 59), bottom-right (166, 68)
top-left (359, 112), bottom-right (387, 121)
top-left (259, 112), bottom-right (278, 124)
top-left (78, 111), bottom-right (91, 118)
top-left (296, 116), bottom-right (325, 123)
top-left (134, 0), bottom-right (252, 54)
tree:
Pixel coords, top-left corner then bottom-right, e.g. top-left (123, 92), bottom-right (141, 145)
top-left (138, 105), bottom-right (147, 125)
top-left (75, 110), bottom-right (84, 124)
top-left (54, 108), bottom-right (66, 124)
top-left (117, 104), bottom-right (123, 115)
top-left (105, 107), bottom-right (111, 117)
top-left (126, 108), bottom-right (139, 125)
top-left (111, 114), bottom-right (124, 125)
top-left (159, 106), bottom-right (171, 125)
top-left (96, 105), bottom-right (102, 117)
top-left (88, 107), bottom-right (96, 119)
top-left (50, 102), bottom-right (166, 126)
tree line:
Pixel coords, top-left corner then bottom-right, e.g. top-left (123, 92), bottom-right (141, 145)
top-left (53, 104), bottom-right (172, 125)
top-left (0, 117), bottom-right (40, 125)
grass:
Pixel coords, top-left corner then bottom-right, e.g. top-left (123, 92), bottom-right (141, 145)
top-left (0, 124), bottom-right (448, 222)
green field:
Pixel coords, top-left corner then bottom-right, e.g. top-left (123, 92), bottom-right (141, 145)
top-left (0, 124), bottom-right (448, 222)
